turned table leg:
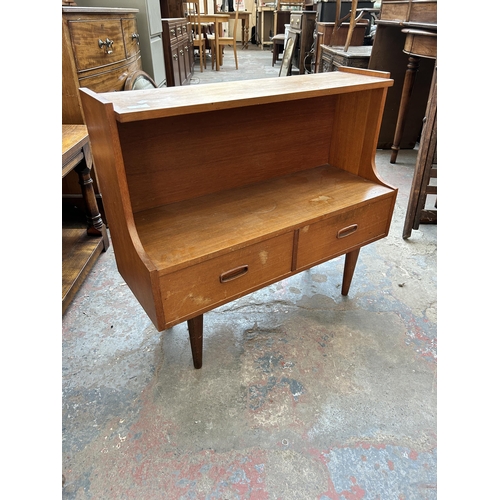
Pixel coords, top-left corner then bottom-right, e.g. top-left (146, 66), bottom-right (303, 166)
top-left (188, 314), bottom-right (204, 369)
top-left (390, 55), bottom-right (420, 164)
top-left (341, 248), bottom-right (360, 296)
top-left (74, 143), bottom-right (109, 249)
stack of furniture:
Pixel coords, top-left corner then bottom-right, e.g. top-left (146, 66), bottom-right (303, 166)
top-left (368, 0), bottom-right (436, 149)
top-left (79, 67), bottom-right (397, 368)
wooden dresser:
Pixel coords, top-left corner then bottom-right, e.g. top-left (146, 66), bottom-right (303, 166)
top-left (62, 6), bottom-right (142, 124)
top-left (79, 67), bottom-right (397, 368)
top-left (161, 18), bottom-right (193, 87)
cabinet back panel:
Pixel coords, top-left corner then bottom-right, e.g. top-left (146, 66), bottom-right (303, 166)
top-left (118, 95), bottom-right (336, 213)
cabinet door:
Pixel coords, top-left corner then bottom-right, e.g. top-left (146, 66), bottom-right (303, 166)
top-left (171, 44), bottom-right (182, 86)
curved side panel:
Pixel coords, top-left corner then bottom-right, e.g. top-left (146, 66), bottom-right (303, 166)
top-left (79, 88), bottom-right (165, 330)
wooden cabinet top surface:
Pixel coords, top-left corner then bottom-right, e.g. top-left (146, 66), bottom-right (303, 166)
top-left (63, 6), bottom-right (139, 14)
top-left (87, 69), bottom-right (392, 121)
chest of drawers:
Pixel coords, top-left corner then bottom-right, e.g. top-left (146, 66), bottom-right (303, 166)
top-left (79, 67), bottom-right (397, 369)
top-left (62, 6), bottom-right (142, 124)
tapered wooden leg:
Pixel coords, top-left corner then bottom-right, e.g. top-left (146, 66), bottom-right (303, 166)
top-left (342, 248), bottom-right (360, 296)
top-left (390, 55), bottom-right (420, 164)
top-left (187, 314), bottom-right (203, 369)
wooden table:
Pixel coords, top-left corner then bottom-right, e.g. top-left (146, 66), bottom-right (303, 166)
top-left (390, 27), bottom-right (437, 163)
top-left (62, 125), bottom-right (109, 314)
top-left (227, 10), bottom-right (251, 49)
top-left (196, 13), bottom-right (230, 70)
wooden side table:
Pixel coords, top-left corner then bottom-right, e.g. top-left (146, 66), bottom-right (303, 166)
top-left (62, 125), bottom-right (109, 314)
top-left (390, 28), bottom-right (437, 163)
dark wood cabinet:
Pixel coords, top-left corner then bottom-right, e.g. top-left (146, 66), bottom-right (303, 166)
top-left (162, 18), bottom-right (194, 86)
top-left (289, 11), bottom-right (317, 74)
top-left (159, 0), bottom-right (183, 19)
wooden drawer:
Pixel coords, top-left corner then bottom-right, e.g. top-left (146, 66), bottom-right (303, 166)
top-left (295, 196), bottom-right (394, 270)
top-left (78, 57), bottom-right (141, 92)
top-left (68, 19), bottom-right (127, 71)
top-left (290, 13), bottom-right (302, 30)
top-left (121, 18), bottom-right (140, 59)
top-left (160, 232), bottom-right (294, 327)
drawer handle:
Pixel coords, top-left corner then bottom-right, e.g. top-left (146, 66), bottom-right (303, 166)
top-left (131, 32), bottom-right (140, 44)
top-left (98, 38), bottom-right (114, 53)
top-left (220, 265), bottom-right (249, 283)
top-left (337, 224), bottom-right (358, 239)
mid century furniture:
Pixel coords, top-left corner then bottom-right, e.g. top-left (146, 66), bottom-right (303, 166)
top-left (62, 125), bottom-right (109, 314)
top-left (161, 18), bottom-right (194, 85)
top-left (79, 67), bottom-right (397, 369)
top-left (211, 5), bottom-right (240, 69)
top-left (403, 63), bottom-right (436, 238)
top-left (389, 28), bottom-right (437, 163)
top-left (368, 0), bottom-right (436, 149)
top-left (289, 10), bottom-right (317, 74)
top-left (319, 44), bottom-right (372, 72)
top-left (75, 0), bottom-right (167, 88)
top-left (62, 6), bottom-right (142, 218)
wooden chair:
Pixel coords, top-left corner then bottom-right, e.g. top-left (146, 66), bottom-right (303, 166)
top-left (329, 0), bottom-right (364, 52)
top-left (211, 3), bottom-right (239, 69)
top-left (184, 0), bottom-right (207, 72)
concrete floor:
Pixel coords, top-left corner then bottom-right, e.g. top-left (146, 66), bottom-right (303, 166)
top-left (62, 46), bottom-right (437, 499)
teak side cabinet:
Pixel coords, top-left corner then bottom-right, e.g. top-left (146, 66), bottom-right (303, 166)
top-left (80, 68), bottom-right (397, 369)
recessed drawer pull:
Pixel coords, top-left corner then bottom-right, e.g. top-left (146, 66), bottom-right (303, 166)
top-left (337, 224), bottom-right (358, 239)
top-left (220, 265), bottom-right (249, 283)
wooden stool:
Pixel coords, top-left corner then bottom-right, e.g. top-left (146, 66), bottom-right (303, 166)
top-left (390, 28), bottom-right (437, 164)
top-left (272, 34), bottom-right (286, 66)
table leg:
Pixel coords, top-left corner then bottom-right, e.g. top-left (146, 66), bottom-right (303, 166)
top-left (75, 143), bottom-right (109, 249)
top-left (341, 248), bottom-right (360, 296)
top-left (188, 314), bottom-right (203, 369)
top-left (241, 18), bottom-right (248, 49)
top-left (390, 55), bottom-right (420, 164)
